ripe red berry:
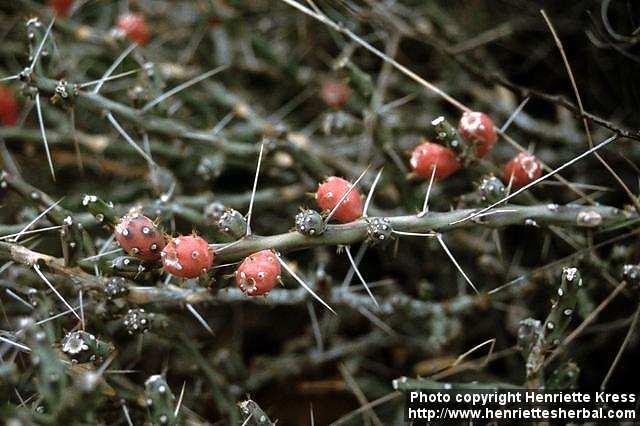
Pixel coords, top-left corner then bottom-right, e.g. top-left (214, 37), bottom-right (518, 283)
top-left (117, 13), bottom-right (150, 46)
top-left (458, 111), bottom-right (497, 158)
top-left (115, 213), bottom-right (166, 261)
top-left (316, 176), bottom-right (363, 223)
top-left (161, 235), bottom-right (213, 278)
top-left (320, 79), bottom-right (351, 110)
top-left (0, 85), bottom-right (19, 127)
top-left (410, 141), bottom-right (460, 180)
top-left (48, 0), bottom-right (73, 16)
top-left (503, 152), bottom-right (542, 188)
top-left (235, 250), bottom-right (281, 296)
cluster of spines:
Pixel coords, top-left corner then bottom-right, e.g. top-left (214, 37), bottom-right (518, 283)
top-left (366, 217), bottom-right (393, 244)
top-left (295, 208), bottom-right (324, 236)
top-left (123, 308), bottom-right (152, 335)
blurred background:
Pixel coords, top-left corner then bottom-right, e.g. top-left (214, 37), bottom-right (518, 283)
top-left (1, 1), bottom-right (639, 424)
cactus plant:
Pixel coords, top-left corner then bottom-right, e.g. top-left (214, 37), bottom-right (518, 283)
top-left (0, 1), bottom-right (639, 424)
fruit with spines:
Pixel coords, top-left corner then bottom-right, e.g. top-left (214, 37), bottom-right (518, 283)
top-left (161, 235), bottom-right (213, 279)
top-left (144, 375), bottom-right (177, 425)
top-left (235, 250), bottom-right (281, 296)
top-left (114, 213), bottom-right (166, 261)
top-left (123, 308), bottom-right (152, 335)
top-left (623, 264), bottom-right (640, 289)
top-left (432, 116), bottom-right (467, 157)
top-left (410, 141), bottom-right (460, 180)
top-left (458, 111), bottom-right (497, 158)
top-left (503, 152), bottom-right (542, 188)
top-left (315, 176), bottom-right (363, 223)
top-left (104, 276), bottom-right (129, 300)
top-left (117, 13), bottom-right (150, 45)
top-left (61, 331), bottom-right (112, 365)
top-left (366, 217), bottom-right (392, 244)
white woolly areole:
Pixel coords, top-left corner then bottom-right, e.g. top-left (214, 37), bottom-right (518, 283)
top-left (517, 154), bottom-right (540, 179)
top-left (460, 111), bottom-right (484, 134)
top-left (431, 116), bottom-right (445, 126)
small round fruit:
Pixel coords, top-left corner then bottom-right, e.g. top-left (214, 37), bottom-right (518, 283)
top-left (123, 308), bottom-right (152, 335)
top-left (316, 176), bottom-right (363, 223)
top-left (48, 0), bottom-right (73, 16)
top-left (104, 276), bottom-right (129, 300)
top-left (114, 213), bottom-right (166, 261)
top-left (0, 85), bottom-right (19, 127)
top-left (217, 208), bottom-right (247, 239)
top-left (503, 152), bottom-right (542, 188)
top-left (295, 209), bottom-right (324, 236)
top-left (117, 13), bottom-right (150, 45)
top-left (161, 235), bottom-right (213, 278)
top-left (320, 80), bottom-right (351, 110)
top-left (458, 111), bottom-right (497, 158)
top-left (235, 250), bottom-right (281, 296)
top-left (410, 141), bottom-right (460, 180)
top-left (478, 174), bottom-right (506, 205)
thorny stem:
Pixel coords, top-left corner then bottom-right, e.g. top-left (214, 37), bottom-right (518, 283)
top-left (30, 75), bottom-right (257, 157)
top-left (25, 74), bottom-right (350, 183)
top-left (0, 241), bottom-right (513, 314)
top-left (450, 135), bottom-right (620, 225)
top-left (212, 203), bottom-right (631, 263)
top-left (7, 200), bottom-right (620, 267)
top-left (1, 2), bottom-right (638, 416)
top-left (0, 202), bottom-right (628, 307)
top-left (0, 182), bottom-right (307, 236)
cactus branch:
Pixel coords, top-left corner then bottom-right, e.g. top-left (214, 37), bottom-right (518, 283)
top-left (212, 203), bottom-right (632, 263)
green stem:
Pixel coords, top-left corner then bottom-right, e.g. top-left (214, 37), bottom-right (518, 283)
top-left (213, 204), bottom-right (632, 263)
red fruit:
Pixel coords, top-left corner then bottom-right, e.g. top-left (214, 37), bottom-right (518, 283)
top-left (410, 141), bottom-right (460, 180)
top-left (115, 213), bottom-right (166, 261)
top-left (161, 235), bottom-right (213, 278)
top-left (117, 13), bottom-right (150, 46)
top-left (458, 111), bottom-right (497, 158)
top-left (235, 250), bottom-right (281, 296)
top-left (48, 0), bottom-right (73, 16)
top-left (503, 152), bottom-right (542, 188)
top-left (0, 85), bottom-right (19, 127)
top-left (316, 176), bottom-right (363, 223)
top-left (320, 80), bottom-right (351, 110)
